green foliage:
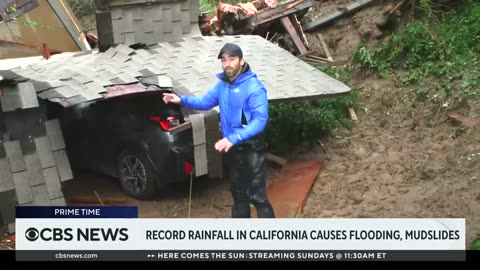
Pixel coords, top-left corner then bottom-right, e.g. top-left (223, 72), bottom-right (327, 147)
top-left (266, 90), bottom-right (359, 153)
top-left (470, 238), bottom-right (480, 250)
top-left (200, 0), bottom-right (218, 14)
top-left (67, 0), bottom-right (95, 18)
top-left (352, 0), bottom-right (480, 105)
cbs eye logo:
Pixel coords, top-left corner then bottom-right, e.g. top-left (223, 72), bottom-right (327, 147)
top-left (25, 227), bottom-right (40, 241)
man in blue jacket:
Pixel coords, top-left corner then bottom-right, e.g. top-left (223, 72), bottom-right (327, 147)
top-left (163, 43), bottom-right (275, 218)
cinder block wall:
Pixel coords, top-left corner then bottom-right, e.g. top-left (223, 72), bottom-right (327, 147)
top-left (95, 0), bottom-right (201, 51)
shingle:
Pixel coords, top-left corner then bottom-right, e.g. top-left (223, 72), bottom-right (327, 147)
top-left (120, 65), bottom-right (143, 78)
top-left (92, 75), bottom-right (114, 87)
top-left (0, 85), bottom-right (22, 112)
top-left (34, 137), bottom-right (55, 169)
top-left (190, 0), bottom-right (199, 22)
top-left (190, 113), bottom-right (205, 146)
top-left (65, 95), bottom-right (89, 105)
top-left (43, 167), bottom-right (63, 199)
top-left (116, 43), bottom-right (135, 56)
top-left (4, 141), bottom-right (26, 173)
top-left (50, 196), bottom-right (66, 206)
top-left (139, 69), bottom-right (156, 77)
top-left (37, 88), bottom-right (60, 100)
top-left (0, 190), bottom-right (16, 231)
top-left (124, 32), bottom-right (136, 45)
top-left (112, 51), bottom-right (131, 64)
top-left (157, 75), bottom-right (173, 88)
top-left (141, 75), bottom-right (158, 86)
top-left (84, 82), bottom-right (107, 94)
top-left (74, 74), bottom-right (93, 84)
top-left (111, 7), bottom-right (123, 20)
top-left (13, 171), bottom-right (33, 204)
top-left (123, 9), bottom-right (134, 32)
top-left (0, 69), bottom-right (20, 80)
top-left (193, 144), bottom-right (207, 177)
top-left (98, 69), bottom-right (119, 81)
top-left (173, 85), bottom-right (192, 96)
top-left (32, 80), bottom-right (52, 92)
top-left (0, 158), bottom-right (14, 192)
top-left (54, 85), bottom-right (78, 99)
top-left (172, 3), bottom-right (181, 22)
top-left (117, 73), bottom-right (138, 84)
top-left (45, 119), bottom-right (66, 151)
top-left (151, 5), bottom-right (163, 21)
top-left (133, 20), bottom-right (145, 44)
top-left (181, 11), bottom-right (191, 34)
top-left (112, 20), bottom-right (124, 44)
top-left (172, 22), bottom-right (183, 40)
top-left (163, 8), bottom-right (173, 33)
top-left (17, 82), bottom-right (39, 109)
top-left (53, 150), bottom-right (73, 182)
top-left (24, 153), bottom-right (45, 186)
top-left (78, 88), bottom-right (103, 101)
top-left (31, 184), bottom-right (50, 206)
top-left (143, 9), bottom-right (153, 33)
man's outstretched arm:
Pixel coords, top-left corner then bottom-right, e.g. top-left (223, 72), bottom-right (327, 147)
top-left (163, 85), bottom-right (220, 111)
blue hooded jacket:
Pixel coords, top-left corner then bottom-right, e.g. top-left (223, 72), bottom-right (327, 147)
top-left (179, 64), bottom-right (268, 145)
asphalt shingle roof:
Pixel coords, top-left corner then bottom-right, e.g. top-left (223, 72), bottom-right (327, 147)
top-left (0, 35), bottom-right (350, 108)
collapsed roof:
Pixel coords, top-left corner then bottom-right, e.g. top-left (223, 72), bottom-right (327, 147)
top-left (0, 35), bottom-right (350, 111)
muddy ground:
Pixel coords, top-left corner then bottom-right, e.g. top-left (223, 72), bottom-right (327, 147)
top-left (299, 1), bottom-right (480, 246)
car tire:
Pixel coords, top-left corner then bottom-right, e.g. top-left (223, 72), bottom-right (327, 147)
top-left (117, 147), bottom-right (157, 200)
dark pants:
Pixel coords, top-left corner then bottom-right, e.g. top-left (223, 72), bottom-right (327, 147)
top-left (226, 134), bottom-right (275, 218)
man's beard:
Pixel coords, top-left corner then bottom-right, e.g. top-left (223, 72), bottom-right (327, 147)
top-left (224, 65), bottom-right (241, 79)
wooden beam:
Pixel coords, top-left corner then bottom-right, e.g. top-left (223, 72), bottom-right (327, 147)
top-left (252, 0), bottom-right (313, 26)
top-left (281, 16), bottom-right (308, 55)
top-left (317, 34), bottom-right (333, 61)
top-left (348, 107), bottom-right (358, 121)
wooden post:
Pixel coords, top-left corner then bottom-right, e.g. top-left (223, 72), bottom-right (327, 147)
top-left (280, 16), bottom-right (308, 55)
top-left (317, 34), bottom-right (333, 61)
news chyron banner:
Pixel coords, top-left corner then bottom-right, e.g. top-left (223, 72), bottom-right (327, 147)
top-left (15, 206), bottom-right (466, 261)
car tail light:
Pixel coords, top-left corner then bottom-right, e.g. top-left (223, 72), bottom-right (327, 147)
top-left (184, 161), bottom-right (193, 175)
top-left (149, 116), bottom-right (180, 131)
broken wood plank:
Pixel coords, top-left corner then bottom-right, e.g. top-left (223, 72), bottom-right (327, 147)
top-left (383, 0), bottom-right (407, 16)
top-left (287, 0), bottom-right (303, 9)
top-left (348, 107), bottom-right (358, 121)
top-left (317, 34), bottom-right (333, 61)
top-left (266, 152), bottom-right (287, 166)
top-left (291, 14), bottom-right (309, 48)
top-left (306, 54), bottom-right (331, 62)
top-left (252, 0), bottom-right (313, 26)
top-left (303, 0), bottom-right (374, 31)
top-left (303, 58), bottom-right (327, 65)
top-left (280, 16), bottom-right (308, 55)
top-left (448, 113), bottom-right (480, 127)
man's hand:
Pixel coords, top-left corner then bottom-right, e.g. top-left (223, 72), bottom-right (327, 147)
top-left (215, 138), bottom-right (233, 153)
top-left (163, 93), bottom-right (181, 104)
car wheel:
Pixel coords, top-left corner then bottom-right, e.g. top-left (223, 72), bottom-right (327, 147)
top-left (117, 148), bottom-right (157, 200)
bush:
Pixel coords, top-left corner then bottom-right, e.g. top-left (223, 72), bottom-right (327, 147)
top-left (67, 0), bottom-right (95, 18)
top-left (266, 90), bottom-right (359, 153)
